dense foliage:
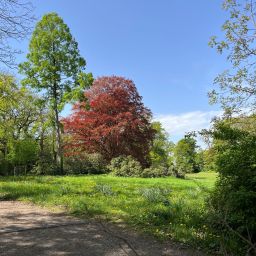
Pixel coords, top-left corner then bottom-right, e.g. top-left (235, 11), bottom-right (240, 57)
top-left (208, 1), bottom-right (256, 254)
top-left (19, 12), bottom-right (91, 173)
top-left (173, 136), bottom-right (202, 177)
top-left (0, 74), bottom-right (40, 175)
top-left (206, 121), bottom-right (256, 255)
top-left (64, 153), bottom-right (107, 175)
top-left (149, 122), bottom-right (174, 167)
top-left (63, 76), bottom-right (155, 166)
top-left (141, 166), bottom-right (170, 178)
top-left (108, 156), bottom-right (143, 177)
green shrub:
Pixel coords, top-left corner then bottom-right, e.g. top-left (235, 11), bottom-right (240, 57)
top-left (64, 153), bottom-right (107, 174)
top-left (167, 164), bottom-right (185, 179)
top-left (31, 161), bottom-right (58, 175)
top-left (108, 155), bottom-right (142, 177)
top-left (0, 159), bottom-right (10, 176)
top-left (141, 166), bottom-right (169, 178)
top-left (174, 168), bottom-right (186, 179)
top-left (209, 123), bottom-right (256, 255)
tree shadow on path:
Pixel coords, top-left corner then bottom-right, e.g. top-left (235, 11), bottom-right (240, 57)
top-left (0, 201), bottom-right (203, 256)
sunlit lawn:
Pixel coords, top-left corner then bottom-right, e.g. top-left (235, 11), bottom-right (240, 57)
top-left (0, 172), bottom-right (217, 250)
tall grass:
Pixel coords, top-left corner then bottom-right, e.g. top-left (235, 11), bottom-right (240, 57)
top-left (0, 172), bottom-right (217, 251)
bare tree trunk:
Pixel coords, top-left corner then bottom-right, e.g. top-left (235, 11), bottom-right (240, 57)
top-left (39, 132), bottom-right (44, 159)
top-left (52, 130), bottom-right (56, 163)
top-left (53, 86), bottom-right (63, 175)
top-left (55, 108), bottom-right (63, 174)
top-left (38, 111), bottom-right (45, 170)
top-left (51, 40), bottom-right (63, 175)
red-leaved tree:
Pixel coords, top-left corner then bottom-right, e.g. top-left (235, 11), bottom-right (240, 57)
top-left (63, 76), bottom-right (155, 166)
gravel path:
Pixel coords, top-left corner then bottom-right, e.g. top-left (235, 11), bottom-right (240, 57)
top-left (0, 201), bottom-right (204, 256)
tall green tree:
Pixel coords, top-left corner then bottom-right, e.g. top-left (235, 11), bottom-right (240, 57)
top-left (149, 121), bottom-right (174, 168)
top-left (20, 13), bottom-right (91, 173)
top-left (173, 136), bottom-right (199, 175)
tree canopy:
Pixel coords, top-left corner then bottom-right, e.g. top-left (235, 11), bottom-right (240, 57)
top-left (149, 121), bottom-right (174, 168)
top-left (63, 76), bottom-right (155, 166)
top-left (19, 12), bottom-right (91, 173)
top-left (209, 0), bottom-right (256, 115)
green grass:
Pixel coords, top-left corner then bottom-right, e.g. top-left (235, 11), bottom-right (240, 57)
top-left (0, 172), bottom-right (217, 250)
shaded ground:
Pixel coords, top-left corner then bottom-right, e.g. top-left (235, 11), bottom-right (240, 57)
top-left (0, 201), bottom-right (204, 256)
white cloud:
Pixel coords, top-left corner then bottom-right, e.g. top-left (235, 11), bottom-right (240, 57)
top-left (154, 110), bottom-right (222, 142)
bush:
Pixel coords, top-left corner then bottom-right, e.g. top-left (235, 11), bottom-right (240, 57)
top-left (0, 158), bottom-right (10, 176)
top-left (174, 168), bottom-right (186, 179)
top-left (209, 123), bottom-right (256, 255)
top-left (64, 153), bottom-right (107, 174)
top-left (31, 161), bottom-right (58, 175)
top-left (141, 166), bottom-right (169, 178)
top-left (108, 156), bottom-right (142, 177)
top-left (167, 164), bottom-right (185, 179)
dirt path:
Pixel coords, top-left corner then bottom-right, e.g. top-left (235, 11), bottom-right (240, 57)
top-left (0, 201), bottom-right (204, 256)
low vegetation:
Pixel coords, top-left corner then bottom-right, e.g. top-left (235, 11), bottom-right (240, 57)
top-left (0, 172), bottom-right (217, 252)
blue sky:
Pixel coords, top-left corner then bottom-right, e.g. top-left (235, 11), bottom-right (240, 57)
top-left (13, 0), bottom-right (229, 143)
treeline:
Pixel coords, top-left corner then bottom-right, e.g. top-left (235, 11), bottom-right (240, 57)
top-left (0, 72), bottom-right (212, 177)
top-left (0, 13), bottom-right (211, 178)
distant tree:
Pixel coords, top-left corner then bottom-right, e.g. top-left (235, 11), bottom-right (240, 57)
top-left (19, 13), bottom-right (91, 174)
top-left (209, 0), bottom-right (256, 115)
top-left (0, 73), bottom-right (39, 143)
top-left (0, 0), bottom-right (35, 67)
top-left (201, 147), bottom-right (216, 172)
top-left (0, 73), bottom-right (40, 174)
top-left (63, 76), bottom-right (155, 166)
top-left (149, 121), bottom-right (174, 168)
top-left (0, 73), bottom-right (18, 173)
top-left (7, 138), bottom-right (38, 175)
top-left (173, 136), bottom-right (199, 176)
top-left (194, 149), bottom-right (205, 172)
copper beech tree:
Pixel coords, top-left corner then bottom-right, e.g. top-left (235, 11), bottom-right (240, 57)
top-left (63, 76), bottom-right (155, 166)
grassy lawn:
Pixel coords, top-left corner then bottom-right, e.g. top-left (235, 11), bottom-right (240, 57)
top-left (0, 172), bottom-right (217, 250)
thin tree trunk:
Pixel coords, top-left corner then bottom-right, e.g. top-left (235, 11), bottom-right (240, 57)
top-left (38, 112), bottom-right (45, 169)
top-left (51, 40), bottom-right (63, 175)
top-left (39, 132), bottom-right (44, 159)
top-left (52, 131), bottom-right (56, 162)
top-left (53, 87), bottom-right (63, 175)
